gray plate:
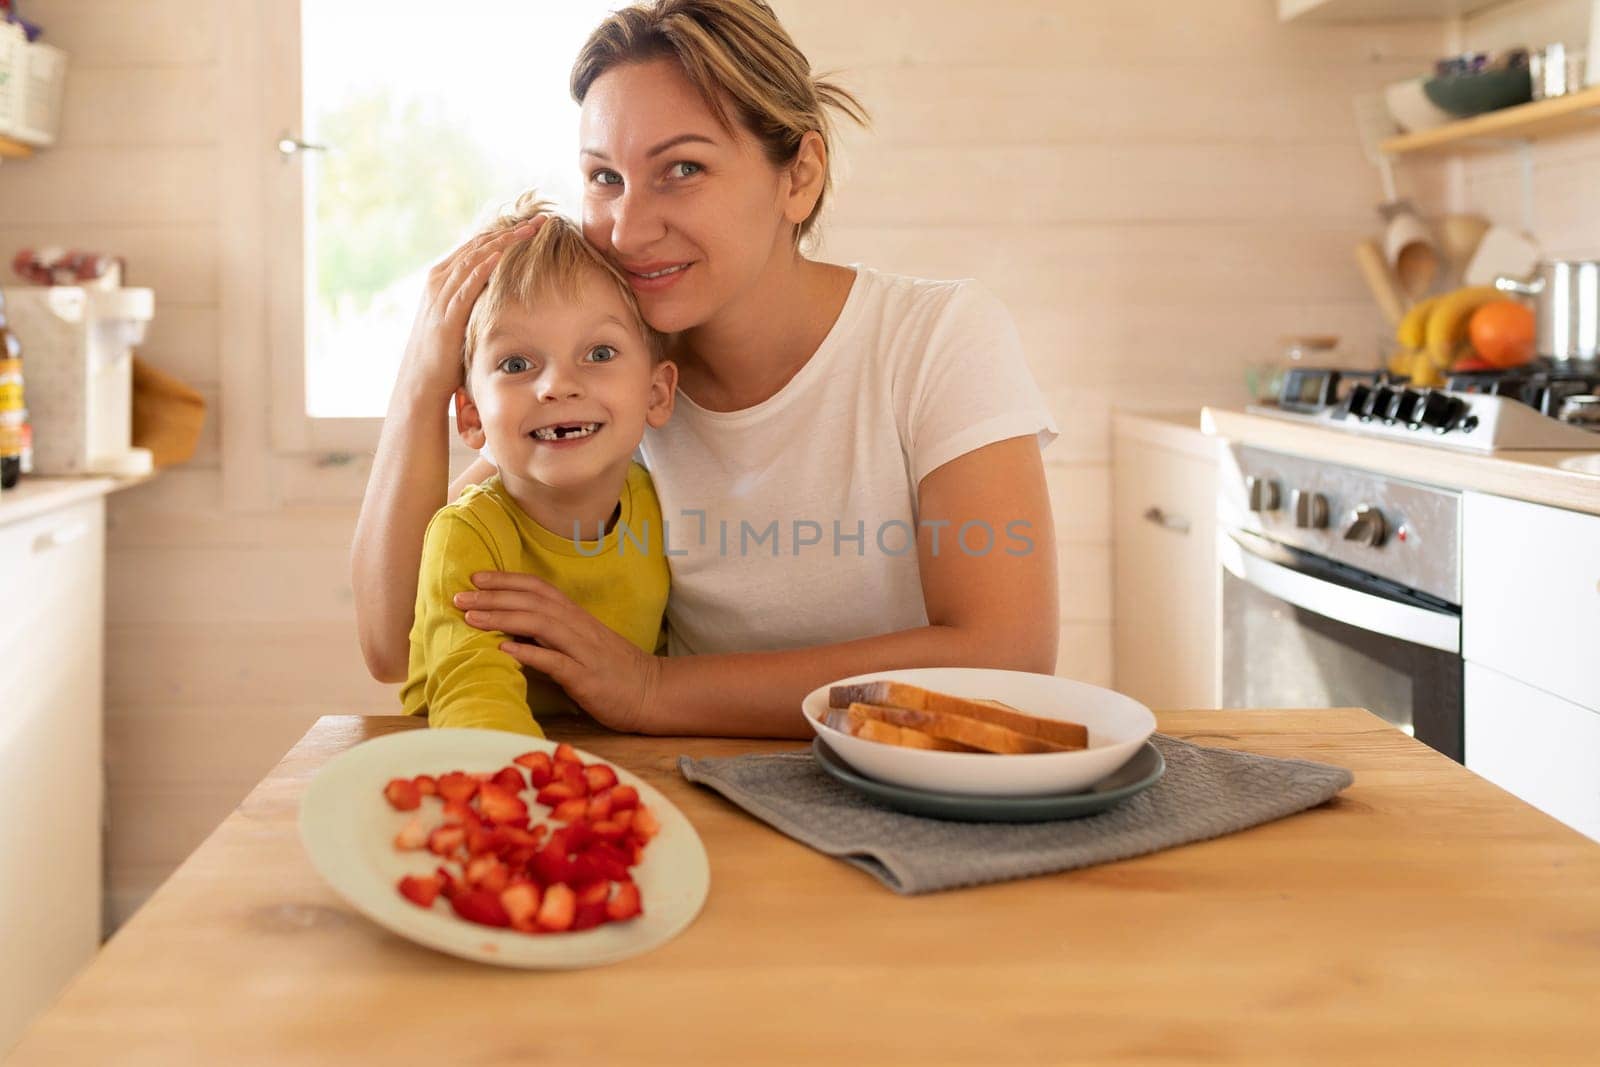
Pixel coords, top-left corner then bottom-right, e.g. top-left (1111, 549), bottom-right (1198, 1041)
top-left (811, 738), bottom-right (1165, 823)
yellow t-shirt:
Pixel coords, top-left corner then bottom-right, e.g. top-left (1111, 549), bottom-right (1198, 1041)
top-left (398, 462), bottom-right (669, 736)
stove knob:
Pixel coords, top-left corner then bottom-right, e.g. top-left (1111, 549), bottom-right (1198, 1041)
top-left (1342, 504), bottom-right (1388, 547)
top-left (1366, 386), bottom-right (1397, 423)
top-left (1389, 389), bottom-right (1424, 426)
top-left (1292, 489), bottom-right (1329, 529)
top-left (1246, 476), bottom-right (1281, 513)
top-left (1343, 384), bottom-right (1372, 419)
top-left (1417, 390), bottom-right (1462, 430)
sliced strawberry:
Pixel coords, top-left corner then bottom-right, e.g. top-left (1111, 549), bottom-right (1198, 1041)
top-left (466, 823), bottom-right (504, 857)
top-left (398, 872), bottom-right (444, 908)
top-left (613, 809), bottom-right (635, 831)
top-left (608, 785), bottom-right (639, 812)
top-left (584, 845), bottom-right (630, 883)
top-left (435, 865), bottom-right (463, 900)
top-left (491, 766), bottom-right (525, 793)
top-left (383, 777), bottom-right (422, 811)
top-left (436, 771), bottom-right (478, 804)
top-left (532, 841), bottom-right (573, 886)
top-left (514, 750), bottom-right (555, 787)
top-left (586, 792), bottom-right (613, 821)
top-left (562, 821), bottom-right (596, 852)
top-left (393, 816), bottom-right (429, 851)
top-left (451, 888), bottom-right (511, 928)
top-left (552, 742), bottom-right (581, 767)
top-left (478, 782), bottom-right (529, 826)
top-left (427, 824), bottom-right (466, 857)
top-left (413, 774), bottom-right (438, 797)
top-left (576, 880), bottom-right (612, 907)
top-left (466, 855), bottom-right (510, 894)
top-left (583, 764), bottom-right (619, 793)
top-left (469, 771), bottom-right (493, 783)
top-left (535, 782), bottom-right (579, 806)
top-left (535, 882), bottom-right (576, 932)
top-left (631, 804), bottom-right (661, 843)
top-left (551, 798), bottom-right (588, 824)
top-left (589, 819), bottom-right (627, 843)
top-left (500, 883), bottom-right (542, 932)
top-left (606, 880), bottom-right (642, 922)
top-left (560, 761), bottom-right (588, 796)
top-left (572, 901), bottom-right (610, 931)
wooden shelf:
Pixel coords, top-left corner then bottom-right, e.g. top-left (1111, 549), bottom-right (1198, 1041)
top-left (1281, 0), bottom-right (1511, 22)
top-left (0, 135), bottom-right (33, 160)
top-left (1382, 84), bottom-right (1600, 155)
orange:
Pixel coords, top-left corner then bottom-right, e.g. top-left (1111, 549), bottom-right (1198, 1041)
top-left (1468, 300), bottom-right (1536, 369)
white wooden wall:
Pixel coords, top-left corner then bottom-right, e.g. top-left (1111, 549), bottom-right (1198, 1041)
top-left (7, 0), bottom-right (1444, 928)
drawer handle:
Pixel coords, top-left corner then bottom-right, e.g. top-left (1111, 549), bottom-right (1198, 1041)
top-left (1142, 506), bottom-right (1190, 535)
top-left (33, 521), bottom-right (90, 552)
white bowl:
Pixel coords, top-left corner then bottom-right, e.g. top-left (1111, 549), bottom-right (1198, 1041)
top-left (1385, 77), bottom-right (1456, 134)
top-left (801, 667), bottom-right (1157, 797)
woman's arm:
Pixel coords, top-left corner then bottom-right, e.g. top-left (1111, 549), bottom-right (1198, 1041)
top-left (459, 436), bottom-right (1058, 737)
top-left (351, 220), bottom-right (543, 682)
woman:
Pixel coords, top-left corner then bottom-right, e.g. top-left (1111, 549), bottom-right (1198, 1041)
top-left (353, 0), bottom-right (1060, 739)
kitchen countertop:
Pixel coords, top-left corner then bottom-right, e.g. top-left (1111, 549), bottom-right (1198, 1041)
top-left (1203, 406), bottom-right (1600, 516)
top-left (1112, 408), bottom-right (1218, 460)
top-left (0, 473), bottom-right (151, 527)
top-left (10, 709), bottom-right (1600, 1065)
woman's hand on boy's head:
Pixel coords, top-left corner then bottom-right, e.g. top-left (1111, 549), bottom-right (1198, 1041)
top-left (398, 217), bottom-right (547, 399)
top-left (455, 571), bottom-right (660, 734)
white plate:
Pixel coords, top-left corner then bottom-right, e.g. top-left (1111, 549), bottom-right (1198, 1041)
top-left (802, 667), bottom-right (1156, 797)
top-left (298, 728), bottom-right (710, 969)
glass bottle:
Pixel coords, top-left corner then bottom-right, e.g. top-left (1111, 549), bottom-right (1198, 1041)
top-left (0, 290), bottom-right (27, 489)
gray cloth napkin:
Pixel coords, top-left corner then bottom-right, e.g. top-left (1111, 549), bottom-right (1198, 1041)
top-left (678, 734), bottom-right (1354, 894)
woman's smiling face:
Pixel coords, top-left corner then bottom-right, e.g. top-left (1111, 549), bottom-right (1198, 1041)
top-left (578, 57), bottom-right (797, 335)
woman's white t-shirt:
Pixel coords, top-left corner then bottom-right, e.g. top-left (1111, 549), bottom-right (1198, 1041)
top-left (637, 265), bottom-right (1058, 657)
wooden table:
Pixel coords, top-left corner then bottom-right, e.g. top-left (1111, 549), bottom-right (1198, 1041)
top-left (10, 710), bottom-right (1600, 1065)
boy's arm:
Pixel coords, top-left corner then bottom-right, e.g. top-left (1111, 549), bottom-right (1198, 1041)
top-left (416, 513), bottom-right (543, 737)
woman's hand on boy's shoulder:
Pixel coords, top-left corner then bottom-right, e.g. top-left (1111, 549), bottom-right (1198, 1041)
top-left (455, 570), bottom-right (660, 734)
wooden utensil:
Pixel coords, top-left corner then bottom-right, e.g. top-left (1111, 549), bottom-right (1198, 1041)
top-left (1440, 214), bottom-right (1491, 286)
top-left (1355, 240), bottom-right (1409, 328)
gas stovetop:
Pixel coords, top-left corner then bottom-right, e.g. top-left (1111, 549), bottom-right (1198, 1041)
top-left (1253, 365), bottom-right (1600, 453)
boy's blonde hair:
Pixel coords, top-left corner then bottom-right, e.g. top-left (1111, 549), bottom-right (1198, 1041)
top-left (463, 190), bottom-right (666, 382)
top-left (570, 0), bottom-right (868, 243)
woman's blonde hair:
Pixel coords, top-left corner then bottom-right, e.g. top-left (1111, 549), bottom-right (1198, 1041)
top-left (570, 0), bottom-right (868, 242)
top-left (464, 191), bottom-right (666, 380)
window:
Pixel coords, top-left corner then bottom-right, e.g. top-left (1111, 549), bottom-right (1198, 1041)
top-left (294, 1), bottom-right (619, 423)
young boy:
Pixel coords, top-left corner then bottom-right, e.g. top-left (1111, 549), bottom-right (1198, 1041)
top-left (398, 202), bottom-right (677, 736)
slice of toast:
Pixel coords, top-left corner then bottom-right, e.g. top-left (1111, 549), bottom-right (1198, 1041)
top-left (844, 710), bottom-right (979, 752)
top-left (848, 702), bottom-right (1071, 755)
top-left (829, 681), bottom-right (1088, 750)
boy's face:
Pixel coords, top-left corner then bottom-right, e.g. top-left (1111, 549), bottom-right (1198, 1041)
top-left (456, 275), bottom-right (675, 494)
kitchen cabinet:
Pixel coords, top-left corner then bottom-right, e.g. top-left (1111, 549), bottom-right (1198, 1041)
top-left (1112, 413), bottom-right (1219, 709)
top-left (0, 487), bottom-right (108, 1055)
top-left (1462, 491), bottom-right (1600, 842)
top-left (1464, 662), bottom-right (1600, 842)
top-left (1462, 492), bottom-right (1600, 713)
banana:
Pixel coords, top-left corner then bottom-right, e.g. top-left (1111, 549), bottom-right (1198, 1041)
top-left (1409, 351), bottom-right (1444, 388)
top-left (1397, 296), bottom-right (1440, 351)
top-left (1387, 348), bottom-right (1415, 377)
top-left (1424, 285), bottom-right (1500, 369)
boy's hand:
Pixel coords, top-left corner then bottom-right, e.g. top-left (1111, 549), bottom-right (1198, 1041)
top-left (455, 572), bottom-right (660, 734)
top-left (398, 217), bottom-right (548, 398)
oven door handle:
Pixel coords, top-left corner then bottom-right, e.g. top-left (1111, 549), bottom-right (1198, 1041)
top-left (1218, 531), bottom-right (1460, 654)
